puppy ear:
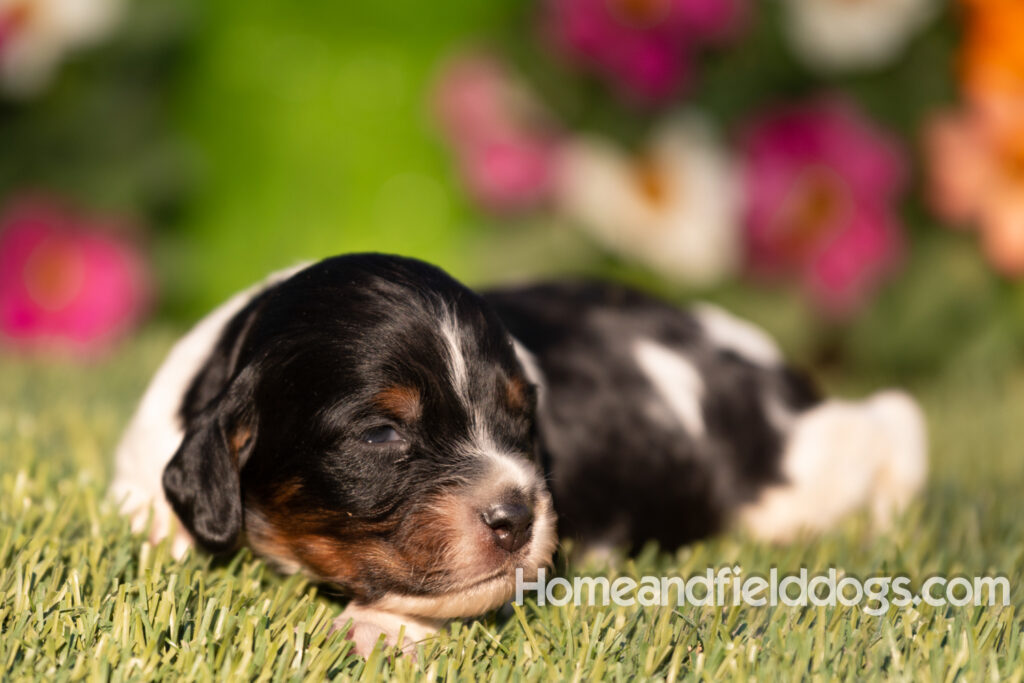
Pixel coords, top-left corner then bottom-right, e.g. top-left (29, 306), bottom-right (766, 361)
top-left (162, 368), bottom-right (257, 553)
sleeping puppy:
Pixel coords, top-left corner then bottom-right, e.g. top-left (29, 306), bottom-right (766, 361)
top-left (110, 253), bottom-right (926, 656)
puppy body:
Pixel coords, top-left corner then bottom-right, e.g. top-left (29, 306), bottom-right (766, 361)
top-left (111, 256), bottom-right (926, 656)
top-left (485, 282), bottom-right (926, 548)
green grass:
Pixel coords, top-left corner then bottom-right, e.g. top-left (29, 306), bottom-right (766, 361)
top-left (1, 329), bottom-right (1022, 681)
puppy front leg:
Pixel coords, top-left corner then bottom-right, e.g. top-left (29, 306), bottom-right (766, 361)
top-left (332, 603), bottom-right (447, 658)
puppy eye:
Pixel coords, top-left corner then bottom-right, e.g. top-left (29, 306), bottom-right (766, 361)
top-left (362, 425), bottom-right (404, 445)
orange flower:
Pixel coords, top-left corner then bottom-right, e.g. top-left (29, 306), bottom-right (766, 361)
top-left (925, 104), bottom-right (1024, 277)
top-left (926, 0), bottom-right (1024, 277)
top-left (959, 0), bottom-right (1024, 106)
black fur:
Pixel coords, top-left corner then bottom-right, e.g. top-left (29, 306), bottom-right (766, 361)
top-left (162, 363), bottom-right (256, 552)
top-left (163, 254), bottom-right (541, 601)
top-left (162, 254), bottom-right (822, 599)
top-left (485, 281), bottom-right (821, 551)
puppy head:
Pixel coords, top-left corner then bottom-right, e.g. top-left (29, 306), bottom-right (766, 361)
top-left (162, 255), bottom-right (556, 617)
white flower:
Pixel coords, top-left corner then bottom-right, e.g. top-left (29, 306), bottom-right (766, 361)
top-left (0, 0), bottom-right (121, 97)
top-left (554, 114), bottom-right (741, 286)
top-left (781, 0), bottom-right (938, 72)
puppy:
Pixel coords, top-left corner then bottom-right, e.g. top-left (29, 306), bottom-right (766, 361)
top-left (110, 254), bottom-right (926, 655)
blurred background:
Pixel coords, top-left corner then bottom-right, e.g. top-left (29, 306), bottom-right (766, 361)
top-left (1, 0), bottom-right (1022, 380)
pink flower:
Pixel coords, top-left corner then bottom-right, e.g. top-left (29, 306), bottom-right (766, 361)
top-left (458, 136), bottom-right (558, 213)
top-left (434, 53), bottom-right (562, 213)
top-left (539, 0), bottom-right (746, 105)
top-left (0, 196), bottom-right (151, 355)
top-left (677, 0), bottom-right (746, 41)
top-left (740, 99), bottom-right (907, 317)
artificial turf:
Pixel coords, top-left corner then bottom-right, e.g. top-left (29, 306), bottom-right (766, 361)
top-left (1, 328), bottom-right (1022, 681)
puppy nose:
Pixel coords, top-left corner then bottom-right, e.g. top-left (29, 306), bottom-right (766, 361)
top-left (481, 502), bottom-right (534, 553)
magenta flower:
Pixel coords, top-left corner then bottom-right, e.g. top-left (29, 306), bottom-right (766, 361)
top-left (540, 0), bottom-right (747, 104)
top-left (434, 53), bottom-right (562, 213)
top-left (0, 196), bottom-right (150, 355)
top-left (457, 136), bottom-right (559, 213)
top-left (739, 99), bottom-right (906, 317)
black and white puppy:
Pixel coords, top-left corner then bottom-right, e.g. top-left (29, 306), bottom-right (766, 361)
top-left (111, 254), bottom-right (926, 655)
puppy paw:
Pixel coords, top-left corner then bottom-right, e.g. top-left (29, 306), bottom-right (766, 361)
top-left (114, 491), bottom-right (195, 560)
top-left (330, 604), bottom-right (444, 659)
top-left (332, 616), bottom-right (402, 658)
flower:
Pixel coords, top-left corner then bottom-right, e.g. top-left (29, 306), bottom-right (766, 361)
top-left (740, 99), bottom-right (907, 316)
top-left (924, 105), bottom-right (1024, 278)
top-left (959, 0), bottom-right (1024, 108)
top-left (539, 0), bottom-right (746, 105)
top-left (0, 196), bottom-right (150, 354)
top-left (555, 113), bottom-right (741, 285)
top-left (780, 0), bottom-right (936, 73)
top-left (0, 0), bottom-right (121, 97)
top-left (922, 0), bottom-right (1024, 278)
top-left (433, 53), bottom-right (562, 213)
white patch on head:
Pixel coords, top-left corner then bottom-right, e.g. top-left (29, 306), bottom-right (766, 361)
top-left (465, 421), bottom-right (540, 499)
top-left (738, 390), bottom-right (928, 543)
top-left (108, 263), bottom-right (309, 556)
top-left (445, 321), bottom-right (545, 495)
top-left (439, 310), bottom-right (470, 403)
top-left (487, 449), bottom-right (538, 493)
top-left (692, 303), bottom-right (782, 367)
top-left (512, 337), bottom-right (546, 406)
top-left (633, 338), bottom-right (706, 437)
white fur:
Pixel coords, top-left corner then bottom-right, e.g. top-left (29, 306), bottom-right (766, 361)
top-left (108, 264), bottom-right (307, 557)
top-left (448, 330), bottom-right (548, 495)
top-left (633, 338), bottom-right (706, 437)
top-left (738, 390), bottom-right (927, 542)
top-left (467, 423), bottom-right (540, 494)
top-left (332, 603), bottom-right (446, 658)
top-left (861, 391), bottom-right (929, 526)
top-left (439, 310), bottom-right (470, 403)
top-left (512, 338), bottom-right (546, 406)
top-left (440, 309), bottom-right (537, 498)
top-left (693, 303), bottom-right (782, 367)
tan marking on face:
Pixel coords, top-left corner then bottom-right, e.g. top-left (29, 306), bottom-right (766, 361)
top-left (245, 492), bottom-right (488, 596)
top-left (267, 478), bottom-right (303, 507)
top-left (244, 484), bottom-right (555, 612)
top-left (376, 488), bottom-right (559, 618)
top-left (372, 385), bottom-right (423, 422)
top-left (505, 376), bottom-right (530, 412)
top-left (245, 505), bottom-right (401, 589)
top-left (229, 424), bottom-right (254, 462)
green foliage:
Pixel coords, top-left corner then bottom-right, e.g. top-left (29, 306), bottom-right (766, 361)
top-left (163, 0), bottom-right (526, 317)
top-left (0, 0), bottom-right (194, 220)
top-left (0, 0), bottom-right (1018, 378)
top-left (157, 0), bottom-right (1018, 378)
top-left (1, 332), bottom-right (1022, 680)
